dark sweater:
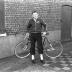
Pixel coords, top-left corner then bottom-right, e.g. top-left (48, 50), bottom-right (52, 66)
top-left (27, 18), bottom-right (46, 33)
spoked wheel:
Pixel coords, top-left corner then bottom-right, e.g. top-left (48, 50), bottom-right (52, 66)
top-left (14, 38), bottom-right (30, 59)
top-left (43, 37), bottom-right (63, 58)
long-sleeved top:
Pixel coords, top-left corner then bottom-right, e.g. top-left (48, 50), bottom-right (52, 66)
top-left (27, 18), bottom-right (46, 33)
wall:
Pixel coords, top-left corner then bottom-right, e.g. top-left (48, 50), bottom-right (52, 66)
top-left (0, 34), bottom-right (24, 58)
top-left (4, 0), bottom-right (72, 38)
top-left (4, 0), bottom-right (61, 35)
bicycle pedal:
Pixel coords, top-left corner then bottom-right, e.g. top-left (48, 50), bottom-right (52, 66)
top-left (23, 45), bottom-right (27, 49)
top-left (47, 48), bottom-right (55, 51)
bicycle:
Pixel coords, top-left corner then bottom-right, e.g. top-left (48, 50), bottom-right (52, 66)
top-left (14, 32), bottom-right (63, 59)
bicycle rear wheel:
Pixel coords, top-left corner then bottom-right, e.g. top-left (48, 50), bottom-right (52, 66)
top-left (43, 38), bottom-right (63, 58)
top-left (14, 38), bottom-right (30, 59)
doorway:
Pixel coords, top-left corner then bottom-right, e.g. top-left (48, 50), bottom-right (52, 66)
top-left (61, 5), bottom-right (72, 42)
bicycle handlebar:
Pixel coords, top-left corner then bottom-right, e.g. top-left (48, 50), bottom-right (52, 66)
top-left (24, 31), bottom-right (49, 40)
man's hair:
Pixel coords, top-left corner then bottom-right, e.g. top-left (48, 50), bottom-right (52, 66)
top-left (32, 10), bottom-right (38, 14)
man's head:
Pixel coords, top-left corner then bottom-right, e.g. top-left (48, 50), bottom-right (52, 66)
top-left (32, 10), bottom-right (39, 19)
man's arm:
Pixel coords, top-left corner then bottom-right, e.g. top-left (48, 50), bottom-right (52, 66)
top-left (27, 20), bottom-right (32, 32)
top-left (41, 19), bottom-right (46, 31)
top-left (26, 20), bottom-right (32, 38)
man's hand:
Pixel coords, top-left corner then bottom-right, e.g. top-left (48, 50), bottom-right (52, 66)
top-left (26, 33), bottom-right (29, 37)
top-left (24, 33), bottom-right (29, 39)
top-left (42, 32), bottom-right (46, 36)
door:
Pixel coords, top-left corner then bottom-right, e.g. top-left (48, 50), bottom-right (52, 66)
top-left (61, 5), bottom-right (72, 41)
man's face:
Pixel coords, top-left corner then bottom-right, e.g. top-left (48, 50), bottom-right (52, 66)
top-left (32, 12), bottom-right (39, 19)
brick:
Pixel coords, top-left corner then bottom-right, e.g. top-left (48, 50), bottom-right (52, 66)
top-left (4, 0), bottom-right (72, 35)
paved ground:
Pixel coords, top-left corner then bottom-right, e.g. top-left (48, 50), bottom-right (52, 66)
top-left (0, 42), bottom-right (72, 72)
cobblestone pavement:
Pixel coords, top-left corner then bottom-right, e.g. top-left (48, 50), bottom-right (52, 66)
top-left (0, 42), bottom-right (72, 72)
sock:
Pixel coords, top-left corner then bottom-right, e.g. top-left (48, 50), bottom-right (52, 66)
top-left (32, 55), bottom-right (35, 60)
top-left (40, 54), bottom-right (43, 60)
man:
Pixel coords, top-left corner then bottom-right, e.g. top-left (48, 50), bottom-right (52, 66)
top-left (26, 10), bottom-right (46, 64)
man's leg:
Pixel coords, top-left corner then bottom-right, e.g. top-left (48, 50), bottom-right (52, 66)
top-left (36, 33), bottom-right (44, 63)
top-left (30, 33), bottom-right (36, 63)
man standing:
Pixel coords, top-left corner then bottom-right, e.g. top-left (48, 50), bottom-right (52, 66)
top-left (26, 10), bottom-right (46, 64)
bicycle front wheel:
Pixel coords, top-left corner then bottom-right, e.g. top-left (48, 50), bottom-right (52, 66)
top-left (14, 40), bottom-right (30, 59)
top-left (43, 38), bottom-right (63, 58)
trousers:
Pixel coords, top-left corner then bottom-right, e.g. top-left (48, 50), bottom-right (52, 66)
top-left (30, 33), bottom-right (43, 55)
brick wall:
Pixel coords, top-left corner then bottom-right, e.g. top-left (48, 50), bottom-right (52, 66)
top-left (4, 0), bottom-right (72, 35)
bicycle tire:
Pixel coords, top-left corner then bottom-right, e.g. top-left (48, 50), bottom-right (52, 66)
top-left (14, 38), bottom-right (30, 59)
top-left (43, 37), bottom-right (63, 58)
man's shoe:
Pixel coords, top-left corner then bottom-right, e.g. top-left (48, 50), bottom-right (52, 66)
top-left (40, 60), bottom-right (45, 64)
top-left (32, 60), bottom-right (36, 64)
